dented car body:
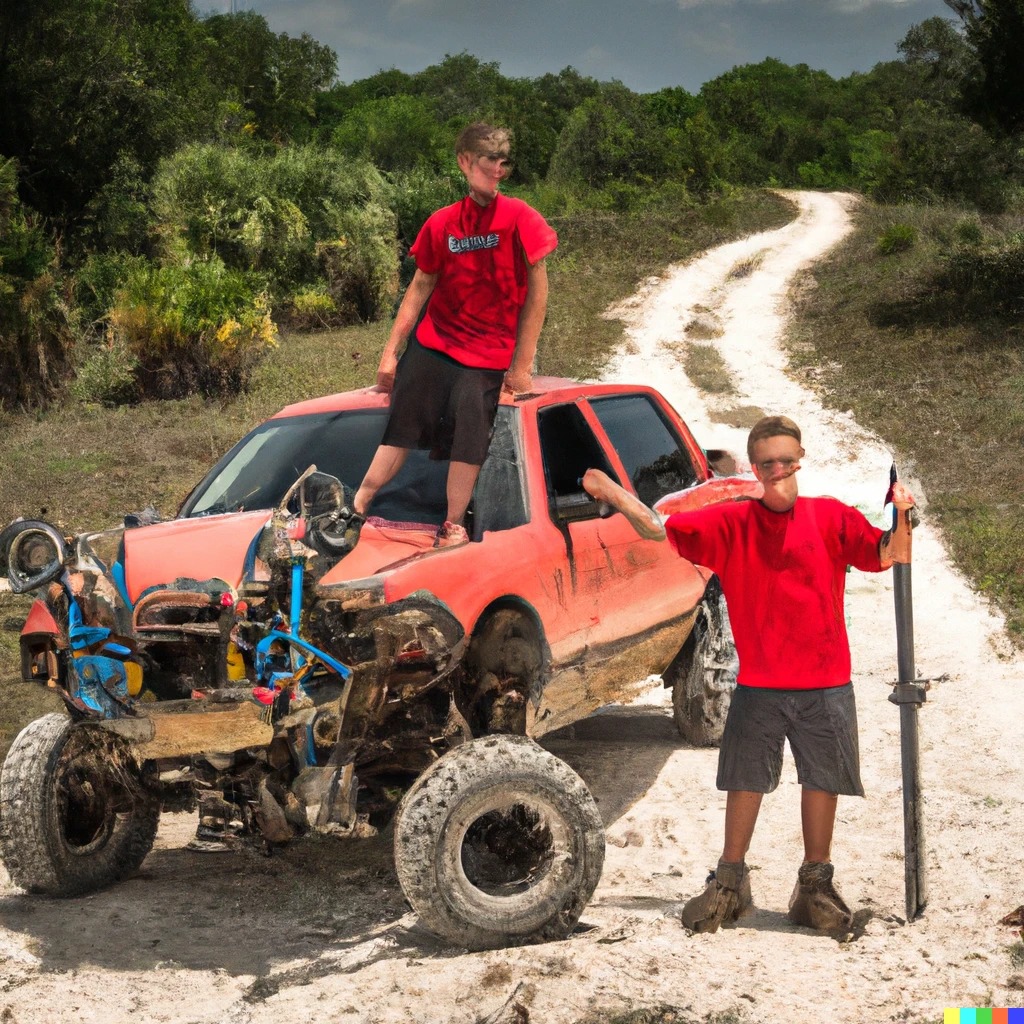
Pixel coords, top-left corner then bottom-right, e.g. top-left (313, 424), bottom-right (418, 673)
top-left (0, 378), bottom-right (760, 948)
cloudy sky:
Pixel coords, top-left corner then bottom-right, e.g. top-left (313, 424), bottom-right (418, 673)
top-left (209, 0), bottom-right (950, 92)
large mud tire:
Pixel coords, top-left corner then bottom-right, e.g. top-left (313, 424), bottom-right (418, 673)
top-left (0, 714), bottom-right (160, 896)
top-left (670, 579), bottom-right (738, 747)
top-left (394, 735), bottom-right (605, 950)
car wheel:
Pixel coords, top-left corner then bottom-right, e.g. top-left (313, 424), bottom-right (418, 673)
top-left (670, 578), bottom-right (738, 747)
top-left (393, 734), bottom-right (605, 950)
top-left (0, 714), bottom-right (160, 895)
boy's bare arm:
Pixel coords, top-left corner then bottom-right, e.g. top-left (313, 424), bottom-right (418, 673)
top-left (376, 270), bottom-right (438, 391)
top-left (582, 469), bottom-right (667, 542)
top-left (504, 256), bottom-right (548, 395)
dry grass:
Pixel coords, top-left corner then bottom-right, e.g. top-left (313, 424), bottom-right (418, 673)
top-left (785, 199), bottom-right (1024, 637)
top-left (709, 405), bottom-right (766, 428)
top-left (684, 344), bottom-right (735, 395)
top-left (727, 249), bottom-right (767, 279)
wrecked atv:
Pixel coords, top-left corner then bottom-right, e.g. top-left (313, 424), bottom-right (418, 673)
top-left (0, 380), bottom-right (756, 950)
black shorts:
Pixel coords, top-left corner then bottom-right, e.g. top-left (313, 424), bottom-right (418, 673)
top-left (381, 337), bottom-right (505, 465)
top-left (716, 682), bottom-right (864, 796)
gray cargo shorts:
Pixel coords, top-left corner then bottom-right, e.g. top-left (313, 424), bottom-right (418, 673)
top-left (716, 682), bottom-right (864, 796)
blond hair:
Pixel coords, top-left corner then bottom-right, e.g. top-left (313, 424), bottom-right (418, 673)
top-left (455, 122), bottom-right (512, 158)
top-left (746, 415), bottom-right (802, 461)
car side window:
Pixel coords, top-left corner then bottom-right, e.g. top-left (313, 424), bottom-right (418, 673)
top-left (538, 403), bottom-right (617, 514)
top-left (589, 394), bottom-right (698, 506)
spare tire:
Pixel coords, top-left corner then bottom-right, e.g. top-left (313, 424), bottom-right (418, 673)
top-left (394, 735), bottom-right (605, 950)
top-left (0, 714), bottom-right (160, 895)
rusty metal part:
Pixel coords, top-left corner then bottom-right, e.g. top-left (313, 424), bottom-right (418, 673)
top-left (528, 610), bottom-right (696, 737)
top-left (95, 701), bottom-right (273, 759)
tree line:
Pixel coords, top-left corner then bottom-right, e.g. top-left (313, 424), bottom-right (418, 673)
top-left (0, 0), bottom-right (1021, 407)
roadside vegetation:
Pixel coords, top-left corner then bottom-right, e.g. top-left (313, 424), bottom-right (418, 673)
top-left (3, 0), bottom-right (1024, 725)
top-left (786, 200), bottom-right (1024, 636)
top-left (2, 2), bottom-right (1022, 409)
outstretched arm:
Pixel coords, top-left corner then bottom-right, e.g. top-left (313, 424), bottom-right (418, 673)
top-left (504, 254), bottom-right (548, 395)
top-left (581, 469), bottom-right (666, 542)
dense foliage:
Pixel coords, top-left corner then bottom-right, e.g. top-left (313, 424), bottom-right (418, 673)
top-left (0, 0), bottom-right (1021, 405)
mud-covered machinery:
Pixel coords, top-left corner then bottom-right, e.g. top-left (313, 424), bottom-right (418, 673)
top-left (0, 467), bottom-right (473, 890)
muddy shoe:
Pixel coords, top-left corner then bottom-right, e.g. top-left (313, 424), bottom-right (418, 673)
top-left (681, 859), bottom-right (752, 933)
top-left (787, 861), bottom-right (853, 933)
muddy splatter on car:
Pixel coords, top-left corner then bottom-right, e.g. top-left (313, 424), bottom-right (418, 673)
top-left (0, 379), bottom-right (754, 949)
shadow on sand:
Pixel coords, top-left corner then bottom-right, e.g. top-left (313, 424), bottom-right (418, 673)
top-left (0, 702), bottom-right (691, 987)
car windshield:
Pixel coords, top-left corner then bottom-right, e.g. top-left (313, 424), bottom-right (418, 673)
top-left (180, 407), bottom-right (527, 535)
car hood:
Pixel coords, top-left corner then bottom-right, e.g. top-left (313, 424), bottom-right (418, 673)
top-left (122, 514), bottom-right (441, 601)
top-left (122, 511), bottom-right (272, 602)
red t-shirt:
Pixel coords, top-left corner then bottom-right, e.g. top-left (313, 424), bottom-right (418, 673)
top-left (409, 193), bottom-right (558, 370)
top-left (666, 496), bottom-right (884, 690)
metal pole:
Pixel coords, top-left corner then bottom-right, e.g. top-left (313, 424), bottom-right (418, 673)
top-left (887, 462), bottom-right (927, 921)
top-left (893, 562), bottom-right (926, 919)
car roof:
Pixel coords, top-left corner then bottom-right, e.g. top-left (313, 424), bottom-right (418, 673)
top-left (271, 378), bottom-right (659, 419)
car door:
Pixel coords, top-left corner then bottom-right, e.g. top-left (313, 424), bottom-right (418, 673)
top-left (535, 400), bottom-right (623, 653)
top-left (582, 391), bottom-right (710, 644)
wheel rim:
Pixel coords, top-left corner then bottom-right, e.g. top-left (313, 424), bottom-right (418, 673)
top-left (55, 732), bottom-right (135, 856)
top-left (444, 788), bottom-right (575, 926)
top-left (460, 802), bottom-right (556, 897)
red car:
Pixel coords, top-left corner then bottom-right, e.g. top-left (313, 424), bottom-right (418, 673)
top-left (0, 378), bottom-right (758, 950)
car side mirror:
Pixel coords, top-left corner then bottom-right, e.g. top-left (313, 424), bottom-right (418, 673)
top-left (705, 449), bottom-right (745, 477)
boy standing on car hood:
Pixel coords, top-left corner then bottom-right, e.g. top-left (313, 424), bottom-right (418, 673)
top-left (349, 122), bottom-right (557, 548)
top-left (583, 415), bottom-right (915, 934)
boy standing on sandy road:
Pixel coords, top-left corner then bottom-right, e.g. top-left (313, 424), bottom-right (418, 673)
top-left (583, 416), bottom-right (916, 934)
top-left (348, 122), bottom-right (558, 548)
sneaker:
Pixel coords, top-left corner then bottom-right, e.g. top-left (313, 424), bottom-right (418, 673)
top-left (434, 521), bottom-right (469, 548)
top-left (787, 861), bottom-right (853, 933)
top-left (680, 858), bottom-right (752, 933)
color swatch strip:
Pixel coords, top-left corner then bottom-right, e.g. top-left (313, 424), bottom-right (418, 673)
top-left (944, 1010), bottom-right (1024, 1023)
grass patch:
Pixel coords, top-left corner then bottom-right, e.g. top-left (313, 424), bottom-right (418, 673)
top-left (1009, 941), bottom-right (1024, 970)
top-left (709, 405), bottom-right (766, 428)
top-left (786, 199), bottom-right (1024, 637)
top-left (877, 222), bottom-right (917, 255)
top-left (685, 344), bottom-right (735, 395)
top-left (727, 249), bottom-right (767, 279)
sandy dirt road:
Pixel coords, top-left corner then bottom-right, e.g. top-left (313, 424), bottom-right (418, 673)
top-left (2, 191), bottom-right (1022, 1024)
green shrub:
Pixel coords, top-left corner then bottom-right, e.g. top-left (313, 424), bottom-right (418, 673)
top-left (954, 219), bottom-right (984, 245)
top-left (151, 144), bottom-right (398, 315)
top-left (332, 95), bottom-right (454, 172)
top-left (0, 158), bottom-right (78, 408)
top-left (386, 167), bottom-right (463, 246)
top-left (109, 257), bottom-right (277, 397)
top-left (939, 239), bottom-right (1024, 316)
top-left (75, 251), bottom-right (148, 326)
top-left (287, 283), bottom-right (339, 331)
top-left (877, 222), bottom-right (917, 254)
top-left (69, 341), bottom-right (140, 405)
top-left (315, 203), bottom-right (400, 322)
